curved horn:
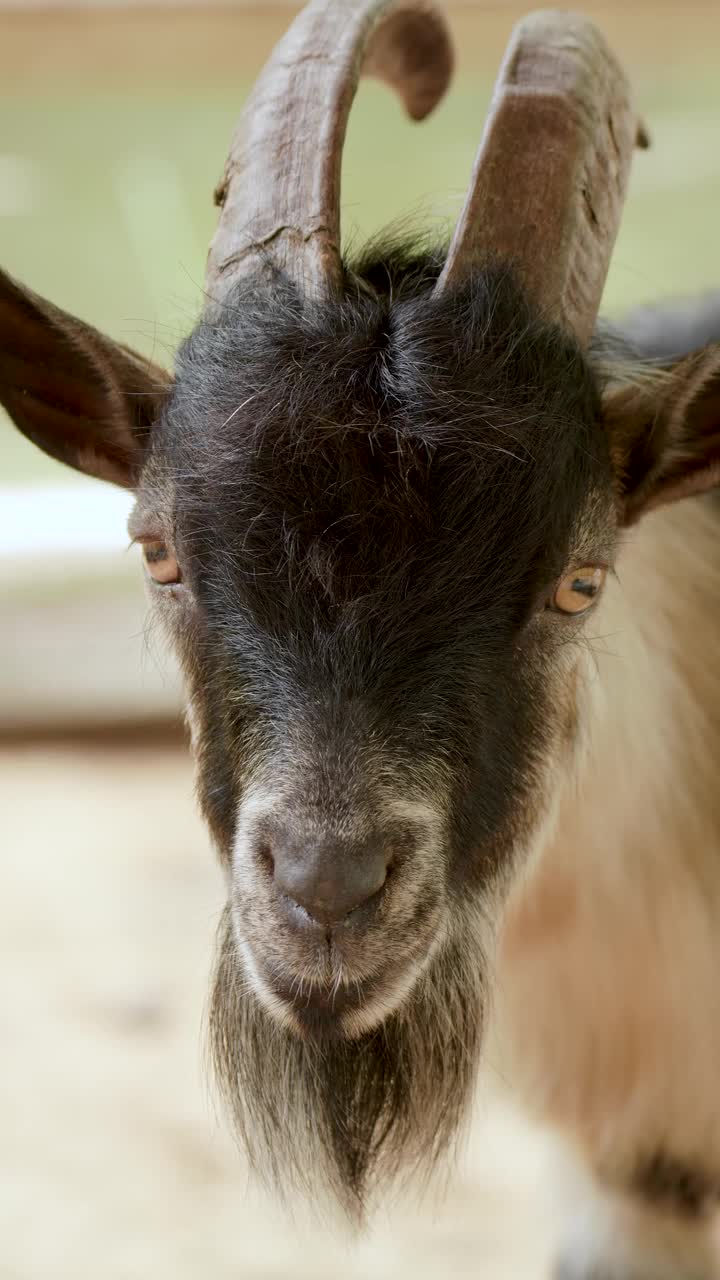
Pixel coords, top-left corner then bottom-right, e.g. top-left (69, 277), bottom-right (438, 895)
top-left (205, 0), bottom-right (453, 304)
top-left (434, 10), bottom-right (648, 346)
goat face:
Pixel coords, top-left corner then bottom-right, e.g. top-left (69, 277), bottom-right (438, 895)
top-left (117, 259), bottom-right (617, 1211)
top-left (133, 263), bottom-right (613, 1047)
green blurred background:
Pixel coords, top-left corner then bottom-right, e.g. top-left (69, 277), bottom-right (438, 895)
top-left (4, 1), bottom-right (720, 489)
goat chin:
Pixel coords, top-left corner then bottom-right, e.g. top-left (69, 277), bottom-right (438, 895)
top-left (208, 899), bottom-right (486, 1223)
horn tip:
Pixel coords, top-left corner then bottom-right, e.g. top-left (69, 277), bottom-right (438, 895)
top-left (365, 2), bottom-right (454, 123)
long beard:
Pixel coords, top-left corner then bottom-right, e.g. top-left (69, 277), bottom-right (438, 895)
top-left (208, 904), bottom-right (485, 1223)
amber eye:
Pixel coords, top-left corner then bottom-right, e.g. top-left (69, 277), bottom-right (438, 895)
top-left (142, 541), bottom-right (181, 586)
top-left (552, 565), bottom-right (606, 615)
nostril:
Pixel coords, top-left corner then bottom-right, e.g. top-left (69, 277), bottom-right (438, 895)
top-left (270, 840), bottom-right (390, 927)
top-left (345, 877), bottom-right (386, 924)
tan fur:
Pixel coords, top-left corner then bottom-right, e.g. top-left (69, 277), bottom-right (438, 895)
top-left (495, 495), bottom-right (720, 1250)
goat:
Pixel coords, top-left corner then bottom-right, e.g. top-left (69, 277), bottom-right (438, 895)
top-left (4, 2), bottom-right (720, 1274)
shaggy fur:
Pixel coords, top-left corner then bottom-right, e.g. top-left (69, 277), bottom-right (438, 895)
top-left (210, 897), bottom-right (485, 1220)
top-left (5, 232), bottom-right (720, 1267)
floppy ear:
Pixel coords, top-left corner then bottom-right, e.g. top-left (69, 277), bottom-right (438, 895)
top-left (0, 268), bottom-right (172, 488)
top-left (602, 345), bottom-right (720, 525)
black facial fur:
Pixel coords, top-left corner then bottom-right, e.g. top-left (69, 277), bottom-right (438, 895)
top-left (147, 251), bottom-right (613, 866)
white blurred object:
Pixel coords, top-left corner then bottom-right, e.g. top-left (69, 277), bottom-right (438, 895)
top-left (1, 483), bottom-right (183, 730)
top-left (1, 484), bottom-right (134, 568)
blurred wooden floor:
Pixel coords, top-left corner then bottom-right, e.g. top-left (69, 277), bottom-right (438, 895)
top-left (0, 742), bottom-right (562, 1279)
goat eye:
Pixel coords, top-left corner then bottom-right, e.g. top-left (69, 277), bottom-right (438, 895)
top-left (142, 541), bottom-right (181, 586)
top-left (552, 565), bottom-right (606, 615)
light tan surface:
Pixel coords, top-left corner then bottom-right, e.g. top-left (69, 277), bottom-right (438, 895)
top-left (2, 3), bottom-right (720, 89)
top-left (1, 742), bottom-right (558, 1279)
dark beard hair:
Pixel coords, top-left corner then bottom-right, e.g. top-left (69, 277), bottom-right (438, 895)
top-left (208, 904), bottom-right (485, 1223)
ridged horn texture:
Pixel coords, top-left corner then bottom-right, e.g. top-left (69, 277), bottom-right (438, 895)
top-left (435, 9), bottom-right (647, 346)
top-left (205, 0), bottom-right (453, 304)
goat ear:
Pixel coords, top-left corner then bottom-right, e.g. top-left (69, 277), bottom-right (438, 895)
top-left (603, 345), bottom-right (720, 525)
top-left (0, 268), bottom-right (172, 488)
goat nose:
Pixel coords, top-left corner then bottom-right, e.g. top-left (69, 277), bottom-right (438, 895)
top-left (270, 840), bottom-right (389, 925)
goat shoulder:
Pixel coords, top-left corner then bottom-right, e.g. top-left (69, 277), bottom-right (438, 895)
top-left (495, 493), bottom-right (720, 1188)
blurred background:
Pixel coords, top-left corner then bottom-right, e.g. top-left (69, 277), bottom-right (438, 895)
top-left (2, 1), bottom-right (720, 1276)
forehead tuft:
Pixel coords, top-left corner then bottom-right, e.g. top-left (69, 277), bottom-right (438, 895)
top-left (156, 254), bottom-right (609, 640)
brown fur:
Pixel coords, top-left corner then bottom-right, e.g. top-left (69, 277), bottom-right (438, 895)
top-left (495, 493), bottom-right (720, 1272)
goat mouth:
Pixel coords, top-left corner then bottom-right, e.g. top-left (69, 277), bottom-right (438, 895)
top-left (263, 954), bottom-right (435, 1041)
top-left (268, 972), bottom-right (373, 1016)
top-left (261, 968), bottom-right (392, 1040)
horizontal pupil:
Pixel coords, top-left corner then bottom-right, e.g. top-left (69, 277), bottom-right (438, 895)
top-left (571, 576), bottom-right (598, 598)
top-left (144, 544), bottom-right (168, 565)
